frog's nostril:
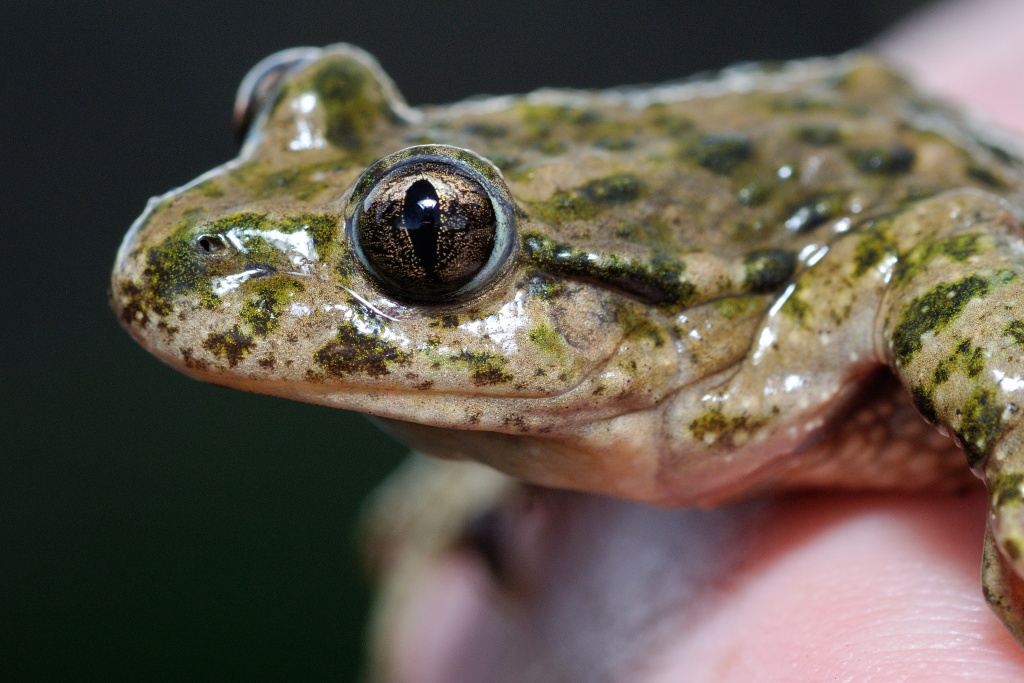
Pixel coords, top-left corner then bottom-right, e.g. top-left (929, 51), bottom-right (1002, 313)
top-left (196, 235), bottom-right (226, 254)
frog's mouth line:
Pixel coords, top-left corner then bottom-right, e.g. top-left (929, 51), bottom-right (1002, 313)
top-left (198, 374), bottom-right (603, 432)
top-left (151, 328), bottom-right (644, 436)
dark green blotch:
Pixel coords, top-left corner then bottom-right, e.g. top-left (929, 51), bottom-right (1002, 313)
top-left (993, 269), bottom-right (1017, 285)
top-left (486, 153), bottom-right (519, 171)
top-left (524, 273), bottom-right (565, 301)
top-left (519, 103), bottom-right (600, 128)
top-left (299, 214), bottom-right (341, 261)
top-left (616, 304), bottom-right (666, 347)
top-left (310, 58), bottom-right (397, 150)
top-left (128, 229), bottom-right (219, 325)
top-left (230, 160), bottom-right (343, 200)
top-left (594, 137), bottom-right (635, 151)
top-left (452, 351), bottom-right (512, 386)
top-left (528, 323), bottom-right (566, 355)
top-left (891, 275), bottom-right (994, 366)
top-left (957, 386), bottom-right (1007, 469)
top-left (993, 473), bottom-right (1024, 507)
top-left (910, 385), bottom-right (938, 423)
top-left (894, 233), bottom-right (986, 285)
top-left (852, 220), bottom-right (896, 277)
top-left (532, 190), bottom-right (596, 222)
top-left (314, 321), bottom-right (409, 377)
top-left (792, 125), bottom-right (841, 145)
top-left (725, 219), bottom-right (772, 242)
top-left (743, 249), bottom-right (796, 293)
top-left (579, 174), bottom-right (645, 204)
top-left (614, 217), bottom-right (670, 244)
top-left (532, 174), bottom-right (645, 223)
top-left (783, 191), bottom-right (845, 232)
top-left (116, 281), bottom-right (161, 328)
top-left (712, 296), bottom-right (764, 320)
top-left (689, 408), bottom-right (765, 448)
top-left (779, 287), bottom-right (810, 325)
top-left (768, 97), bottom-right (834, 113)
top-left (904, 185), bottom-right (938, 202)
top-left (1005, 319), bottom-right (1024, 348)
top-left (242, 234), bottom-right (283, 266)
top-left (523, 233), bottom-right (695, 307)
top-left (933, 339), bottom-right (986, 385)
top-left (240, 278), bottom-right (304, 336)
top-left (735, 176), bottom-right (774, 206)
top-left (966, 163), bottom-right (1007, 189)
top-left (648, 112), bottom-right (694, 135)
top-left (203, 326), bottom-right (256, 368)
top-left (462, 122), bottom-right (508, 139)
top-left (940, 233), bottom-right (985, 261)
top-left (537, 140), bottom-right (569, 156)
top-left (686, 134), bottom-right (753, 175)
top-left (431, 315), bottom-right (460, 329)
top-left (848, 145), bottom-right (916, 174)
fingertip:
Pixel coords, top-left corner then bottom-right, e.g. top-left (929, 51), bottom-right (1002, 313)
top-left (879, 0), bottom-right (1024, 131)
top-left (649, 492), bottom-right (1024, 681)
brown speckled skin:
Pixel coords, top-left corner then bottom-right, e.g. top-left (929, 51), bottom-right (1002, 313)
top-left (112, 45), bottom-right (1024, 643)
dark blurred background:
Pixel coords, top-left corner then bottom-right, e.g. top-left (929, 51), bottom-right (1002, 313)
top-left (2, 0), bottom-right (935, 679)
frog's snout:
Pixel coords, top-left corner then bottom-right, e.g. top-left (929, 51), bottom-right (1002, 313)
top-left (108, 196), bottom-right (207, 336)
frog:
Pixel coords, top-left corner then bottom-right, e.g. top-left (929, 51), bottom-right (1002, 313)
top-left (110, 43), bottom-right (1024, 646)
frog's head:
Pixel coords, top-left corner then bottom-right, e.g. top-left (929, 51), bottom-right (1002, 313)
top-left (111, 44), bottom-right (750, 498)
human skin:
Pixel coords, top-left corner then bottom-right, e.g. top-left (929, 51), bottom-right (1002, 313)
top-left (381, 1), bottom-right (1024, 680)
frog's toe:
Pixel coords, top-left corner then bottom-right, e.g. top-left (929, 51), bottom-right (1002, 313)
top-left (983, 527), bottom-right (1024, 645)
top-left (989, 472), bottom-right (1024, 571)
top-left (992, 503), bottom-right (1024, 573)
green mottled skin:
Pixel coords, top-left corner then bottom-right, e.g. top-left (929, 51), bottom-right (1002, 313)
top-left (112, 45), bottom-right (1024, 644)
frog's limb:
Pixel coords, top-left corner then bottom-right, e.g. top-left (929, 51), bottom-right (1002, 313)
top-left (877, 189), bottom-right (1024, 642)
top-left (661, 193), bottom-right (975, 499)
top-left (359, 455), bottom-right (516, 683)
top-left (984, 527), bottom-right (1024, 643)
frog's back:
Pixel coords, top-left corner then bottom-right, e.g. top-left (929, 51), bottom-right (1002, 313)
top-left (416, 53), bottom-right (1024, 266)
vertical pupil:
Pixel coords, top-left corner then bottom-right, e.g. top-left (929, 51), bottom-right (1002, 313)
top-left (403, 179), bottom-right (441, 278)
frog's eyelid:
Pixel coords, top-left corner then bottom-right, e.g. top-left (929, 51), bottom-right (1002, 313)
top-left (232, 46), bottom-right (321, 145)
top-left (340, 285), bottom-right (404, 322)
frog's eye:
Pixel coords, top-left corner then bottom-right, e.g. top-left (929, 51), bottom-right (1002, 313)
top-left (232, 47), bottom-right (320, 144)
top-left (350, 146), bottom-right (516, 302)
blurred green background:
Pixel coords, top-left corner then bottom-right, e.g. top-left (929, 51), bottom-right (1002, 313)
top-left (2, 0), bottom-right (933, 679)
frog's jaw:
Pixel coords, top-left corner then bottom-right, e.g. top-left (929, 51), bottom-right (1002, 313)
top-left (984, 431), bottom-right (1024, 633)
top-left (984, 525), bottom-right (1024, 648)
top-left (120, 319), bottom-right (671, 437)
top-left (374, 414), bottom-right (669, 501)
